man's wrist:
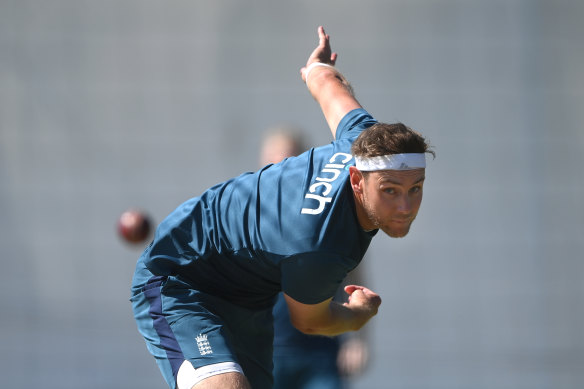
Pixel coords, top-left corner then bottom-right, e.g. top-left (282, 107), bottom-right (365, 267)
top-left (305, 63), bottom-right (355, 99)
top-left (304, 62), bottom-right (335, 85)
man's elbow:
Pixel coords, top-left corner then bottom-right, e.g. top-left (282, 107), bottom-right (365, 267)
top-left (296, 326), bottom-right (321, 335)
top-left (289, 316), bottom-right (325, 335)
top-left (289, 318), bottom-right (314, 334)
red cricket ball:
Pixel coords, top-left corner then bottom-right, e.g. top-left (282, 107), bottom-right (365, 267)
top-left (117, 209), bottom-right (152, 244)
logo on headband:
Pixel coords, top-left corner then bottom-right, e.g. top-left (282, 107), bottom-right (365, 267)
top-left (355, 153), bottom-right (426, 171)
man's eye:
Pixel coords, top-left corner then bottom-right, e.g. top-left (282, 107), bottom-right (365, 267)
top-left (410, 186), bottom-right (421, 194)
top-left (384, 188), bottom-right (396, 194)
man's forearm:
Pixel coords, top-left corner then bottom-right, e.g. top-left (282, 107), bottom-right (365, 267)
top-left (306, 65), bottom-right (355, 100)
top-left (298, 300), bottom-right (373, 336)
top-left (306, 66), bottom-right (362, 139)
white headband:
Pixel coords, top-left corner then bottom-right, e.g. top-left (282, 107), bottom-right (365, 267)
top-left (355, 153), bottom-right (426, 171)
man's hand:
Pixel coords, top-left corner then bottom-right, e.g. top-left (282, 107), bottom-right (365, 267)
top-left (300, 26), bottom-right (338, 83)
top-left (299, 26), bottom-right (362, 137)
top-left (343, 285), bottom-right (382, 318)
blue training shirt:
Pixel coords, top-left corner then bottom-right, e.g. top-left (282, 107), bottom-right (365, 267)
top-left (132, 109), bottom-right (378, 309)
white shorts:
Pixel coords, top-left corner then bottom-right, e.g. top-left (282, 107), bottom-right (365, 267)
top-left (177, 360), bottom-right (244, 389)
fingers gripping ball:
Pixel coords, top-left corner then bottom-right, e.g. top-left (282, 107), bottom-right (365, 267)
top-left (117, 209), bottom-right (152, 244)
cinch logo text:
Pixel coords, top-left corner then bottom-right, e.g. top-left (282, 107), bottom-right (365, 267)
top-left (301, 152), bottom-right (352, 215)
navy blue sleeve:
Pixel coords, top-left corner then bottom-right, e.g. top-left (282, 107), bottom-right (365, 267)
top-left (280, 252), bottom-right (356, 304)
top-left (335, 108), bottom-right (378, 140)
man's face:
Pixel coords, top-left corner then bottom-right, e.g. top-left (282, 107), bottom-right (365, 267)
top-left (352, 168), bottom-right (426, 238)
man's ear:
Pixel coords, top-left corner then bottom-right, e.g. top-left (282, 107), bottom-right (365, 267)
top-left (349, 166), bottom-right (363, 194)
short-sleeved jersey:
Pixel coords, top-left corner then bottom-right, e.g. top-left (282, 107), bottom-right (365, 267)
top-left (132, 109), bottom-right (378, 309)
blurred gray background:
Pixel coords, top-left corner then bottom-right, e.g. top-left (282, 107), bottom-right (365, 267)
top-left (1, 1), bottom-right (583, 388)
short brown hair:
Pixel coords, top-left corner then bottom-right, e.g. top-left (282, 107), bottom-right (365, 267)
top-left (351, 122), bottom-right (434, 159)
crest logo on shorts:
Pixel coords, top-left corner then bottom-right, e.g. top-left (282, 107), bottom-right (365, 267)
top-left (196, 333), bottom-right (213, 355)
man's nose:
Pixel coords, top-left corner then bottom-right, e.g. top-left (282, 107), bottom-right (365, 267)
top-left (396, 193), bottom-right (412, 213)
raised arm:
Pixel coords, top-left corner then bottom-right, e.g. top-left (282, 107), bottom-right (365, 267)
top-left (301, 26), bottom-right (362, 139)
